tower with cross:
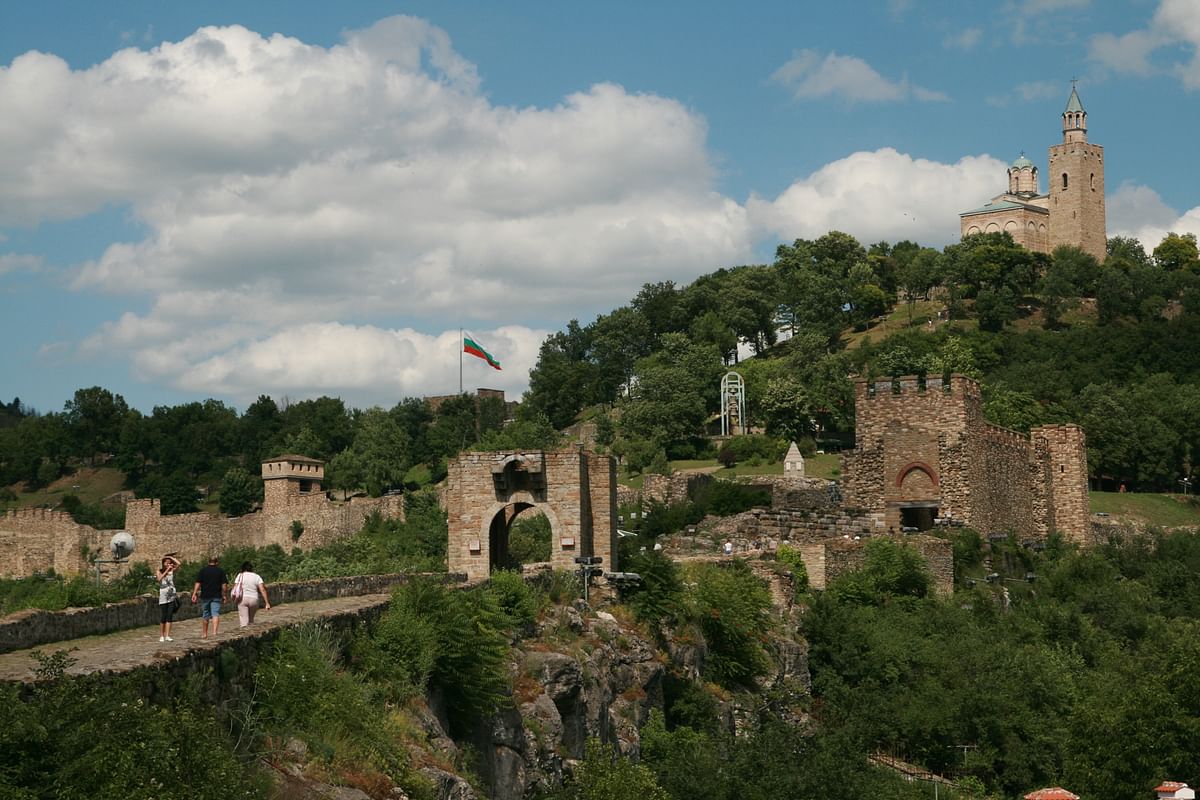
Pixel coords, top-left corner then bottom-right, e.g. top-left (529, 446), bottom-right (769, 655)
top-left (959, 82), bottom-right (1107, 264)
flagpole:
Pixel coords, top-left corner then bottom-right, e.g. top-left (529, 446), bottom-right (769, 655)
top-left (459, 328), bottom-right (463, 395)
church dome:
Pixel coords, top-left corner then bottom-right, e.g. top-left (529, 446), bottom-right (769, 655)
top-left (1011, 152), bottom-right (1034, 169)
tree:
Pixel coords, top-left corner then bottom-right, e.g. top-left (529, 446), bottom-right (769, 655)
top-left (427, 395), bottom-right (481, 459)
top-left (1153, 232), bottom-right (1199, 272)
top-left (154, 472), bottom-right (201, 515)
top-left (277, 396), bottom-right (353, 458)
top-left (617, 334), bottom-right (724, 452)
top-left (239, 395), bottom-right (282, 465)
top-left (63, 386), bottom-right (129, 464)
top-left (759, 376), bottom-right (816, 443)
top-left (896, 248), bottom-right (942, 316)
top-left (558, 739), bottom-right (670, 800)
top-left (218, 466), bottom-right (259, 517)
top-left (524, 322), bottom-right (597, 429)
top-left (335, 407), bottom-right (411, 497)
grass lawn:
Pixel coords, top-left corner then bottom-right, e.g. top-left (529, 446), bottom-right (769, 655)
top-left (8, 466), bottom-right (127, 509)
top-left (1090, 491), bottom-right (1200, 528)
top-left (841, 300), bottom-right (942, 348)
top-left (617, 452), bottom-right (842, 488)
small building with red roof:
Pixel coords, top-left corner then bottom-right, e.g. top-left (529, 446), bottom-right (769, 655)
top-left (1025, 789), bottom-right (1079, 800)
top-left (1156, 782), bottom-right (1195, 800)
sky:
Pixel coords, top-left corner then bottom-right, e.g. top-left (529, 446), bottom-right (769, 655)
top-left (2, 0), bottom-right (1198, 415)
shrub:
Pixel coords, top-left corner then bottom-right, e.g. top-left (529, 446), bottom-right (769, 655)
top-left (695, 480), bottom-right (771, 517)
top-left (775, 544), bottom-right (810, 593)
top-left (0, 650), bottom-right (263, 799)
top-left (255, 625), bottom-right (413, 785)
top-left (622, 549), bottom-right (685, 624)
top-left (557, 738), bottom-right (671, 800)
top-left (828, 538), bottom-right (931, 605)
top-left (370, 578), bottom-right (512, 734)
top-left (486, 569), bottom-right (542, 629)
top-left (685, 561), bottom-right (773, 688)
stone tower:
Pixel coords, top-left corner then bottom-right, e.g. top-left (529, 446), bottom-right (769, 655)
top-left (1007, 152), bottom-right (1038, 196)
top-left (1047, 85), bottom-right (1106, 262)
top-left (261, 454), bottom-right (324, 511)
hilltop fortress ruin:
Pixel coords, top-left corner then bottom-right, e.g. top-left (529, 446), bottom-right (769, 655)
top-left (842, 374), bottom-right (1089, 541)
top-left (0, 455), bottom-right (404, 579)
top-left (2, 373), bottom-right (1090, 585)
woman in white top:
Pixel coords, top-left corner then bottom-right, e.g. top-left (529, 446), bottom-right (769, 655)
top-left (233, 561), bottom-right (272, 627)
top-left (156, 554), bottom-right (182, 642)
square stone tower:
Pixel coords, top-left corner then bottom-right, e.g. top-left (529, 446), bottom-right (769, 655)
top-left (1048, 85), bottom-right (1106, 263)
top-left (261, 454), bottom-right (324, 511)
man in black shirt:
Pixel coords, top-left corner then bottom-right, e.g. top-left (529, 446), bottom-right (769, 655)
top-left (191, 556), bottom-right (228, 638)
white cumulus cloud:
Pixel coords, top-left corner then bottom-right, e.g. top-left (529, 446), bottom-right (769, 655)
top-left (0, 17), bottom-right (754, 404)
top-left (770, 50), bottom-right (948, 103)
top-left (1090, 0), bottom-right (1200, 88)
top-left (746, 148), bottom-right (1008, 246)
top-left (1107, 183), bottom-right (1200, 249)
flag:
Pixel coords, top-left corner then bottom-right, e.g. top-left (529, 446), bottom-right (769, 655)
top-left (463, 333), bottom-right (502, 370)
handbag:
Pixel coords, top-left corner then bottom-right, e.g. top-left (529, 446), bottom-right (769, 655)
top-left (171, 596), bottom-right (181, 613)
top-left (231, 574), bottom-right (244, 603)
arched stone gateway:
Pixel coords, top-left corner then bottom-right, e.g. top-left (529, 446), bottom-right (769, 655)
top-left (446, 449), bottom-right (618, 581)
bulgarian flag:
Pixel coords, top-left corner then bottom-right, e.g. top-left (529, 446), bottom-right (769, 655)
top-left (463, 332), bottom-right (502, 370)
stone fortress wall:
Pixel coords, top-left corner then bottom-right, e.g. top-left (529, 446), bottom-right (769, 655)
top-left (446, 448), bottom-right (618, 581)
top-left (840, 375), bottom-right (1089, 542)
top-left (0, 455), bottom-right (404, 579)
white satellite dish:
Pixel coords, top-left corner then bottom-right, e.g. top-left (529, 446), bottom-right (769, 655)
top-left (110, 531), bottom-right (135, 559)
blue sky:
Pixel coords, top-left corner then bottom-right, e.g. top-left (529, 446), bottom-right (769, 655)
top-left (2, 0), bottom-right (1198, 414)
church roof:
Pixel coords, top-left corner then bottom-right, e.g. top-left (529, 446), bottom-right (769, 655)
top-left (959, 195), bottom-right (1049, 217)
top-left (1011, 152), bottom-right (1034, 169)
top-left (1064, 86), bottom-right (1084, 114)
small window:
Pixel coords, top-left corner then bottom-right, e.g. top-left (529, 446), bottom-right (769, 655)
top-left (1062, 173), bottom-right (1068, 190)
top-left (1090, 173), bottom-right (1095, 191)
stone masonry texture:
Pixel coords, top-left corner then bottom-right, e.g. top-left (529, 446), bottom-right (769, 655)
top-left (840, 375), bottom-right (1089, 542)
top-left (446, 449), bottom-right (618, 581)
top-left (0, 458), bottom-right (405, 579)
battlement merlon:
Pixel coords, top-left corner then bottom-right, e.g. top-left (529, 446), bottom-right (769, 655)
top-left (262, 454), bottom-right (325, 482)
top-left (855, 373), bottom-right (983, 401)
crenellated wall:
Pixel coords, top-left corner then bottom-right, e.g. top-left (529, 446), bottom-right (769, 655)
top-left (0, 491), bottom-right (404, 580)
top-left (841, 375), bottom-right (1089, 542)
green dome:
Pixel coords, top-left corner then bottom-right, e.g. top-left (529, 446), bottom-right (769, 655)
top-left (1011, 152), bottom-right (1034, 169)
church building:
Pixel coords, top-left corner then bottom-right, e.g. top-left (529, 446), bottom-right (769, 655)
top-left (959, 85), bottom-right (1107, 263)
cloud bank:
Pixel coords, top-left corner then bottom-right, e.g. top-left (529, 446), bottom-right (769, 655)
top-left (1090, 0), bottom-right (1200, 89)
top-left (770, 50), bottom-right (948, 103)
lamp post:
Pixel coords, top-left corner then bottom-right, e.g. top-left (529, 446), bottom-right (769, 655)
top-left (574, 556), bottom-right (603, 604)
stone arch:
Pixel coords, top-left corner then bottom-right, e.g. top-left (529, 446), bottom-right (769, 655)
top-left (985, 222), bottom-right (1001, 233)
top-left (895, 461), bottom-right (939, 489)
top-left (1004, 220), bottom-right (1018, 232)
top-left (446, 449), bottom-right (618, 580)
top-left (482, 498), bottom-right (564, 572)
top-left (966, 225), bottom-right (981, 236)
top-left (1062, 172), bottom-right (1069, 190)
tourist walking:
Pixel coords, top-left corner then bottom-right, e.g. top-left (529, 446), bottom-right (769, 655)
top-left (156, 554), bottom-right (182, 642)
top-left (191, 556), bottom-right (228, 638)
top-left (232, 561), bottom-right (271, 627)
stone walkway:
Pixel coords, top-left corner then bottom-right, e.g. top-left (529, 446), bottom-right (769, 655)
top-left (0, 593), bottom-right (391, 683)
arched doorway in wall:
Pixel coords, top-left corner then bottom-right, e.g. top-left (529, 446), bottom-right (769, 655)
top-left (896, 462), bottom-right (940, 531)
top-left (487, 503), bottom-right (552, 571)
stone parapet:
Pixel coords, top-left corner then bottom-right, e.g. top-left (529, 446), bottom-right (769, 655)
top-left (0, 492), bottom-right (405, 580)
top-left (0, 571), bottom-right (466, 655)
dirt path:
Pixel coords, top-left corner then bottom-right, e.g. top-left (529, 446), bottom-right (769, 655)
top-left (0, 593), bottom-right (391, 683)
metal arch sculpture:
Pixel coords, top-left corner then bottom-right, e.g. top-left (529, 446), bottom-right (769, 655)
top-left (720, 371), bottom-right (746, 437)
